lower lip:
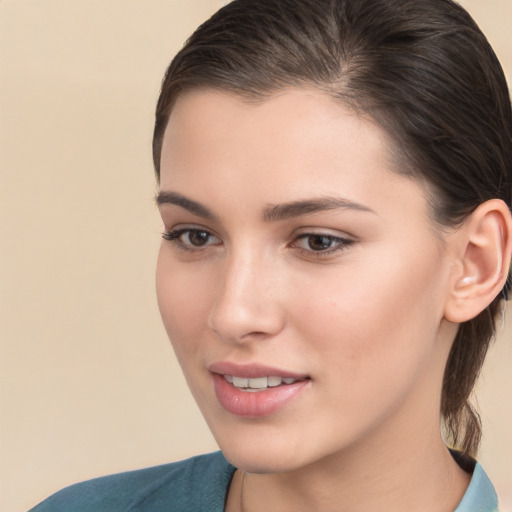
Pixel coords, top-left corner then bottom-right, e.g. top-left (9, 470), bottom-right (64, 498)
top-left (212, 374), bottom-right (309, 418)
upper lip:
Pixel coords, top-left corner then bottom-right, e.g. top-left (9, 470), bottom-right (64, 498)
top-left (208, 361), bottom-right (309, 379)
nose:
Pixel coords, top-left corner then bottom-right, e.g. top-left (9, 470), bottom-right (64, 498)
top-left (208, 248), bottom-right (286, 344)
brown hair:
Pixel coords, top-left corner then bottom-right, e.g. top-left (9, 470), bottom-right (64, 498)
top-left (153, 0), bottom-right (512, 456)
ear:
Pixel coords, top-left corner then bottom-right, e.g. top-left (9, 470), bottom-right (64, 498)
top-left (444, 199), bottom-right (512, 323)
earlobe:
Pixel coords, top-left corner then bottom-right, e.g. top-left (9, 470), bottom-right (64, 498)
top-left (444, 199), bottom-right (512, 324)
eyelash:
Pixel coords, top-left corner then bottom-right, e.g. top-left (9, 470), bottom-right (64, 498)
top-left (161, 228), bottom-right (354, 258)
top-left (291, 233), bottom-right (354, 258)
top-left (161, 228), bottom-right (221, 252)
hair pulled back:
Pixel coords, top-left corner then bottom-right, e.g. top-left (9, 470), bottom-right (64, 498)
top-left (153, 0), bottom-right (512, 456)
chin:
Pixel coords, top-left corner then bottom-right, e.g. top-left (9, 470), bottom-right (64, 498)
top-left (211, 424), bottom-right (333, 474)
top-left (221, 445), bottom-right (307, 474)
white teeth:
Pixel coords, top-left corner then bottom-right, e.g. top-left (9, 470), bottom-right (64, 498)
top-left (248, 377), bottom-right (268, 389)
top-left (225, 374), bottom-right (300, 390)
top-left (267, 376), bottom-right (282, 387)
top-left (232, 376), bottom-right (249, 387)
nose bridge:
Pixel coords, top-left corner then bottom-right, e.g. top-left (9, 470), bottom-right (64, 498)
top-left (208, 242), bottom-right (283, 342)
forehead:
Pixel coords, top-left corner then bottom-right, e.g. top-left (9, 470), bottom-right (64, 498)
top-left (162, 87), bottom-right (391, 178)
top-left (159, 87), bottom-right (430, 225)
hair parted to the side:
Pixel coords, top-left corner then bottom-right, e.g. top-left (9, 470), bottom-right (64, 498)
top-left (153, 0), bottom-right (512, 456)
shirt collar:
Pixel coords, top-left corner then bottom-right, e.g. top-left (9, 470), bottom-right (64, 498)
top-left (454, 462), bottom-right (499, 512)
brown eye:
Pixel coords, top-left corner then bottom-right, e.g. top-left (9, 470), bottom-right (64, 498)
top-left (292, 232), bottom-right (354, 256)
top-left (187, 230), bottom-right (212, 246)
top-left (306, 234), bottom-right (336, 251)
top-left (162, 228), bottom-right (221, 250)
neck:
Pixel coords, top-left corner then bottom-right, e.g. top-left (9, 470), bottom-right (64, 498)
top-left (228, 411), bottom-right (471, 512)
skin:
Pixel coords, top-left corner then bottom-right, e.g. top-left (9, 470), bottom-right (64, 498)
top-left (156, 88), bottom-right (471, 511)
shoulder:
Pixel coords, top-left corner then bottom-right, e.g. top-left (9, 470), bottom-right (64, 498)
top-left (28, 451), bottom-right (236, 512)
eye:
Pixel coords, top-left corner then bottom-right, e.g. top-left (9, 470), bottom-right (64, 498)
top-left (162, 228), bottom-right (221, 250)
top-left (292, 233), bottom-right (353, 254)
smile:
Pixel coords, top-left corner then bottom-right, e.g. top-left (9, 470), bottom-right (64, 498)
top-left (224, 375), bottom-right (304, 391)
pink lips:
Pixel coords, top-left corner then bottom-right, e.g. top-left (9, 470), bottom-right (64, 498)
top-left (209, 362), bottom-right (310, 418)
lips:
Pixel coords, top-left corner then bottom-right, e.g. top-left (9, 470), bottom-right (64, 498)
top-left (209, 361), bottom-right (307, 379)
top-left (209, 362), bottom-right (310, 417)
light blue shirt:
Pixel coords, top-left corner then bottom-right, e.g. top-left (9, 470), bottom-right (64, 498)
top-left (455, 462), bottom-right (499, 512)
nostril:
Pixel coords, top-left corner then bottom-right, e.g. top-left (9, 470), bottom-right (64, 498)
top-left (209, 324), bottom-right (273, 344)
top-left (207, 260), bottom-right (286, 342)
top-left (208, 300), bottom-right (285, 344)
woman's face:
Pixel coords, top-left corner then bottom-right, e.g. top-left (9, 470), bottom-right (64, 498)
top-left (156, 88), bottom-right (458, 473)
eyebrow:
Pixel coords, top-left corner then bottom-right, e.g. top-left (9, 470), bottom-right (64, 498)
top-left (263, 196), bottom-right (376, 222)
top-left (155, 191), bottom-right (375, 221)
top-left (155, 191), bottom-right (215, 219)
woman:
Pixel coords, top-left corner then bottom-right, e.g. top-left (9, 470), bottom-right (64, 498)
top-left (30, 0), bottom-right (512, 510)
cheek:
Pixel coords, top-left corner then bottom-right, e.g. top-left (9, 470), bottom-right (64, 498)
top-left (290, 245), bottom-right (446, 382)
top-left (155, 248), bottom-right (213, 358)
top-left (283, 253), bottom-right (447, 441)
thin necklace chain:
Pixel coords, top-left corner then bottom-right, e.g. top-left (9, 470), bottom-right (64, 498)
top-left (240, 470), bottom-right (247, 512)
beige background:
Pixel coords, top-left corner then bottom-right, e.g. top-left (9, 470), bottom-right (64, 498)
top-left (0, 1), bottom-right (510, 511)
